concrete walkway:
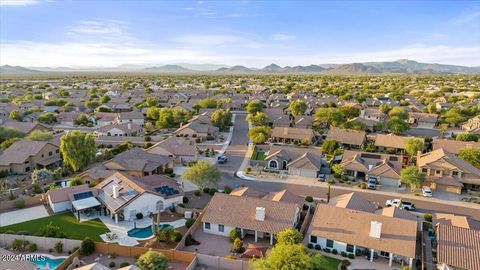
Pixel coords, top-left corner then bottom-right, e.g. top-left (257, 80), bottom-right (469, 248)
top-left (0, 205), bottom-right (49, 227)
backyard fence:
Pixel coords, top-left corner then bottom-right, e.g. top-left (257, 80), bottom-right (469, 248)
top-left (0, 233), bottom-right (82, 252)
top-left (174, 203), bottom-right (207, 251)
top-left (57, 249), bottom-right (81, 270)
top-left (196, 253), bottom-right (251, 270)
top-left (0, 194), bottom-right (44, 213)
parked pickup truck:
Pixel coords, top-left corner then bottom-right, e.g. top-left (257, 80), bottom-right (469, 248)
top-left (385, 199), bottom-right (416, 211)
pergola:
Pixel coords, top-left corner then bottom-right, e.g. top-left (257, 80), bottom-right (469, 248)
top-left (72, 197), bottom-right (101, 221)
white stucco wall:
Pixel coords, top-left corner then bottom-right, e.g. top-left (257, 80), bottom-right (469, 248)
top-left (308, 235), bottom-right (353, 254)
top-left (203, 222), bottom-right (235, 237)
top-left (49, 198), bottom-right (72, 213)
top-left (123, 193), bottom-right (182, 221)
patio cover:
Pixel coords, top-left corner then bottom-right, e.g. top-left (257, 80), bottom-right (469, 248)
top-left (72, 197), bottom-right (101, 211)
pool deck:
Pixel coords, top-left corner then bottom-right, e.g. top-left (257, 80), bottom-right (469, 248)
top-left (99, 216), bottom-right (186, 246)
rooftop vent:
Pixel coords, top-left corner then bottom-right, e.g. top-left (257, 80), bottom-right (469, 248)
top-left (112, 185), bottom-right (119, 199)
top-left (256, 207), bottom-right (265, 221)
top-left (369, 221), bottom-right (382, 239)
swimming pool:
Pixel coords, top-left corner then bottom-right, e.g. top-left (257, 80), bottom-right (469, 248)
top-left (29, 254), bottom-right (67, 270)
top-left (127, 224), bottom-right (173, 239)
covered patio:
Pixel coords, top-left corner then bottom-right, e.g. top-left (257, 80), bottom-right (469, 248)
top-left (72, 197), bottom-right (102, 222)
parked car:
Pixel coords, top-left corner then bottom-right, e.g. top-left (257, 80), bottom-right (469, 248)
top-left (385, 198), bottom-right (416, 211)
top-left (318, 174), bottom-right (326, 182)
top-left (217, 154), bottom-right (228, 164)
top-left (422, 186), bottom-right (433, 197)
top-left (367, 177), bottom-right (377, 190)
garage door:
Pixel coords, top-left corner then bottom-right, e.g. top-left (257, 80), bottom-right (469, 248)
top-left (435, 184), bottom-right (460, 194)
top-left (380, 177), bottom-right (400, 187)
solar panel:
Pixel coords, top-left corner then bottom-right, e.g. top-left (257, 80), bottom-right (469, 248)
top-left (73, 191), bottom-right (93, 201)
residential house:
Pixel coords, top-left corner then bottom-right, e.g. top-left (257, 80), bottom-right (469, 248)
top-left (264, 108), bottom-right (290, 127)
top-left (175, 121), bottom-right (219, 141)
top-left (340, 150), bottom-right (403, 186)
top-left (432, 138), bottom-right (480, 155)
top-left (57, 111), bottom-right (82, 126)
top-left (270, 127), bottom-right (316, 144)
top-left (0, 138), bottom-right (61, 175)
top-left (293, 116), bottom-right (314, 129)
top-left (95, 112), bottom-right (119, 127)
top-left (435, 223), bottom-right (480, 270)
top-left (407, 112), bottom-right (438, 129)
top-left (2, 120), bottom-right (52, 134)
top-left (359, 108), bottom-right (388, 122)
top-left (417, 148), bottom-right (480, 194)
top-left (374, 134), bottom-right (424, 156)
top-left (307, 204), bottom-right (417, 268)
top-left (433, 213), bottom-right (480, 230)
top-left (96, 122), bottom-right (142, 137)
top-left (264, 145), bottom-right (323, 177)
top-left (103, 147), bottom-right (173, 177)
top-left (326, 127), bottom-right (366, 149)
top-left (201, 193), bottom-right (301, 245)
top-left (117, 112), bottom-right (145, 127)
top-left (461, 115), bottom-right (480, 134)
top-left (47, 184), bottom-right (98, 213)
top-left (147, 137), bottom-right (197, 165)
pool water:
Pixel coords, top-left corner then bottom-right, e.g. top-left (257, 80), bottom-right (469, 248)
top-left (127, 224), bottom-right (173, 239)
top-left (30, 256), bottom-right (65, 270)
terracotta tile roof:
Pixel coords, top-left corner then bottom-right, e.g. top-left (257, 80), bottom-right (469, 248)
top-left (0, 139), bottom-right (58, 165)
top-left (97, 122), bottom-right (142, 133)
top-left (377, 206), bottom-right (418, 222)
top-left (432, 138), bottom-right (480, 155)
top-left (271, 127), bottom-right (315, 140)
top-left (202, 193), bottom-right (299, 234)
top-left (147, 136), bottom-right (197, 157)
top-left (47, 184), bottom-right (93, 203)
top-left (408, 112), bottom-right (438, 123)
top-left (0, 248), bottom-right (36, 270)
top-left (262, 189), bottom-right (305, 207)
top-left (436, 224), bottom-right (480, 270)
top-left (288, 152), bottom-right (322, 170)
top-left (230, 187), bottom-right (267, 198)
top-left (104, 147), bottom-right (172, 172)
top-left (340, 150), bottom-right (403, 179)
top-left (2, 120), bottom-right (51, 133)
top-left (329, 192), bottom-right (377, 213)
top-left (374, 134), bottom-right (424, 149)
top-left (309, 204), bottom-right (417, 258)
top-left (433, 213), bottom-right (480, 230)
top-left (326, 127), bottom-right (366, 146)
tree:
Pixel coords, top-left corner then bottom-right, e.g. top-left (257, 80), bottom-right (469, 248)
top-left (455, 132), bottom-right (477, 142)
top-left (338, 105), bottom-right (360, 119)
top-left (277, 229), bottom-right (303, 245)
top-left (145, 97), bottom-right (160, 107)
top-left (250, 243), bottom-right (311, 270)
top-left (343, 120), bottom-right (367, 131)
top-left (405, 138), bottom-right (424, 157)
top-left (388, 107), bottom-right (409, 120)
top-left (60, 131), bottom-right (96, 172)
top-left (80, 237), bottom-right (95, 256)
top-left (136, 250), bottom-right (169, 270)
top-left (443, 108), bottom-right (467, 126)
top-left (387, 116), bottom-right (410, 135)
top-left (314, 108), bottom-right (345, 127)
top-left (198, 97), bottom-right (218, 109)
top-left (75, 114), bottom-right (91, 126)
top-left (459, 148), bottom-right (480, 168)
top-left (181, 160), bottom-right (220, 188)
top-left (155, 108), bottom-right (189, 128)
top-left (289, 100), bottom-right (307, 116)
top-left (1, 137), bottom-right (20, 150)
top-left (246, 100), bottom-right (264, 114)
top-left (247, 112), bottom-right (269, 126)
top-left (233, 237), bottom-right (244, 253)
top-left (248, 126), bottom-right (271, 144)
top-left (321, 139), bottom-right (339, 155)
top-left (379, 104), bottom-right (391, 114)
top-left (69, 177), bottom-right (84, 186)
top-left (9, 110), bottom-right (23, 121)
top-left (0, 127), bottom-right (25, 143)
top-left (26, 130), bottom-right (52, 141)
top-left (211, 110), bottom-right (232, 131)
top-left (332, 164), bottom-right (345, 177)
top-left (400, 166), bottom-right (425, 191)
top-left (100, 95), bottom-right (111, 104)
top-left (37, 113), bottom-right (57, 124)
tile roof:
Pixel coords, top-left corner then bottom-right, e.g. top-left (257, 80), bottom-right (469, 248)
top-left (374, 134), bottom-right (424, 149)
top-left (326, 127), bottom-right (366, 146)
top-left (0, 139), bottom-right (58, 165)
top-left (0, 248), bottom-right (36, 270)
top-left (271, 127), bottom-right (315, 140)
top-left (202, 193), bottom-right (299, 234)
top-left (436, 224), bottom-right (480, 270)
top-left (432, 138), bottom-right (480, 155)
top-left (104, 148), bottom-right (172, 172)
top-left (433, 213), bottom-right (480, 230)
top-left (147, 136), bottom-right (197, 157)
top-left (2, 120), bottom-right (51, 133)
top-left (340, 150), bottom-right (403, 179)
top-left (309, 204), bottom-right (417, 258)
top-left (329, 192), bottom-right (377, 213)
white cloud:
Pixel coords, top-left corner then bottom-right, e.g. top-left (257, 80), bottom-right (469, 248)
top-left (171, 34), bottom-right (264, 48)
top-left (67, 20), bottom-right (130, 39)
top-left (0, 0), bottom-right (39, 6)
top-left (271, 34), bottom-right (296, 41)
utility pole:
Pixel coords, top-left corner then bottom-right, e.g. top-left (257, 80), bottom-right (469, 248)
top-left (327, 182), bottom-right (331, 203)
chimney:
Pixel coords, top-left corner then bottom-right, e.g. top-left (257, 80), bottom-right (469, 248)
top-left (112, 185), bottom-right (119, 199)
top-left (127, 123), bottom-right (131, 131)
top-left (369, 221), bottom-right (382, 239)
top-left (255, 207), bottom-right (265, 221)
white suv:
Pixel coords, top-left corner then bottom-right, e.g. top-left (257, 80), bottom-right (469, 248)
top-left (422, 186), bottom-right (433, 197)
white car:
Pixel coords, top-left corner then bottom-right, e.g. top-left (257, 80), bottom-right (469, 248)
top-left (422, 186), bottom-right (433, 197)
top-left (385, 199), bottom-right (416, 211)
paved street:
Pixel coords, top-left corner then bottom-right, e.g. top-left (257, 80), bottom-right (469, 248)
top-left (217, 114), bottom-right (480, 220)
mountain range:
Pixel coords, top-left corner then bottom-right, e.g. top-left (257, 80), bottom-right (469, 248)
top-left (1, 60), bottom-right (479, 74)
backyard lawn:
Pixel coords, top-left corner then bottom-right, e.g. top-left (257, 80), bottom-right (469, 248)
top-left (312, 254), bottom-right (342, 270)
top-left (251, 148), bottom-right (266, 160)
top-left (0, 212), bottom-right (109, 241)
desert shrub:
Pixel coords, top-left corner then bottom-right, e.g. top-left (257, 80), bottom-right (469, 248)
top-left (348, 253), bottom-right (355, 259)
top-left (233, 238), bottom-right (244, 253)
top-left (208, 188), bottom-right (218, 196)
top-left (357, 182), bottom-right (367, 189)
top-left (80, 238), bottom-right (95, 255)
top-left (307, 243), bottom-right (313, 249)
top-left (11, 239), bottom-right (29, 251)
top-left (28, 243), bottom-right (38, 252)
top-left (185, 218), bottom-right (195, 228)
top-left (424, 213), bottom-right (433, 222)
top-left (183, 197), bottom-right (189, 204)
top-left (109, 261), bottom-right (115, 268)
top-left (203, 187), bottom-right (210, 193)
top-left (15, 197), bottom-right (25, 209)
top-left (194, 190), bottom-right (201, 196)
top-left (332, 249), bottom-right (338, 255)
top-left (315, 244), bottom-right (321, 250)
top-left (185, 234), bottom-right (199, 246)
top-left (54, 241), bottom-right (63, 253)
top-left (305, 196), bottom-right (314, 202)
top-left (120, 262), bottom-right (130, 267)
top-left (171, 231), bottom-right (182, 242)
top-left (223, 185), bottom-right (232, 194)
top-left (229, 229), bottom-right (241, 242)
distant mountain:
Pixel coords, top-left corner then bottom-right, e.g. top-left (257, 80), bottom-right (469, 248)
top-left (175, 63), bottom-right (229, 71)
top-left (217, 65), bottom-right (254, 73)
top-left (365, 59), bottom-right (480, 74)
top-left (0, 65), bottom-right (41, 73)
top-left (325, 63), bottom-right (382, 74)
top-left (287, 65), bottom-right (326, 72)
top-left (143, 65), bottom-right (193, 73)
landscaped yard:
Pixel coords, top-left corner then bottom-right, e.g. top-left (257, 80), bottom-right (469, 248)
top-left (312, 254), bottom-right (341, 270)
top-left (251, 148), bottom-right (266, 160)
top-left (0, 212), bottom-right (109, 242)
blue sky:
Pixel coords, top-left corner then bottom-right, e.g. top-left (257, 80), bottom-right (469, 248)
top-left (1, 0), bottom-right (479, 67)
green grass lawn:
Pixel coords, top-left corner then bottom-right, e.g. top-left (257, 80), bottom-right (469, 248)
top-left (0, 212), bottom-right (109, 242)
top-left (311, 254), bottom-right (341, 270)
top-left (251, 148), bottom-right (266, 160)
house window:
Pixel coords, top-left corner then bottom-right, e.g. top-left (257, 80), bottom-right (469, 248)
top-left (24, 160), bottom-right (29, 164)
top-left (41, 154), bottom-right (44, 158)
top-left (218, 224), bottom-right (225, 232)
top-left (310, 235), bottom-right (317, 243)
top-left (452, 171), bottom-right (458, 177)
top-left (205, 223), bottom-right (211, 230)
top-left (269, 160), bottom-right (278, 169)
top-left (326, 239), bottom-right (334, 248)
top-left (422, 168), bottom-right (428, 173)
top-left (49, 151), bottom-right (52, 156)
top-left (346, 244), bottom-right (354, 253)
top-left (56, 149), bottom-right (59, 154)
top-left (471, 185), bottom-right (480, 191)
top-left (25, 167), bottom-right (30, 172)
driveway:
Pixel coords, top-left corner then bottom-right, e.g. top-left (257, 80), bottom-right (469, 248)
top-left (0, 205), bottom-right (49, 227)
